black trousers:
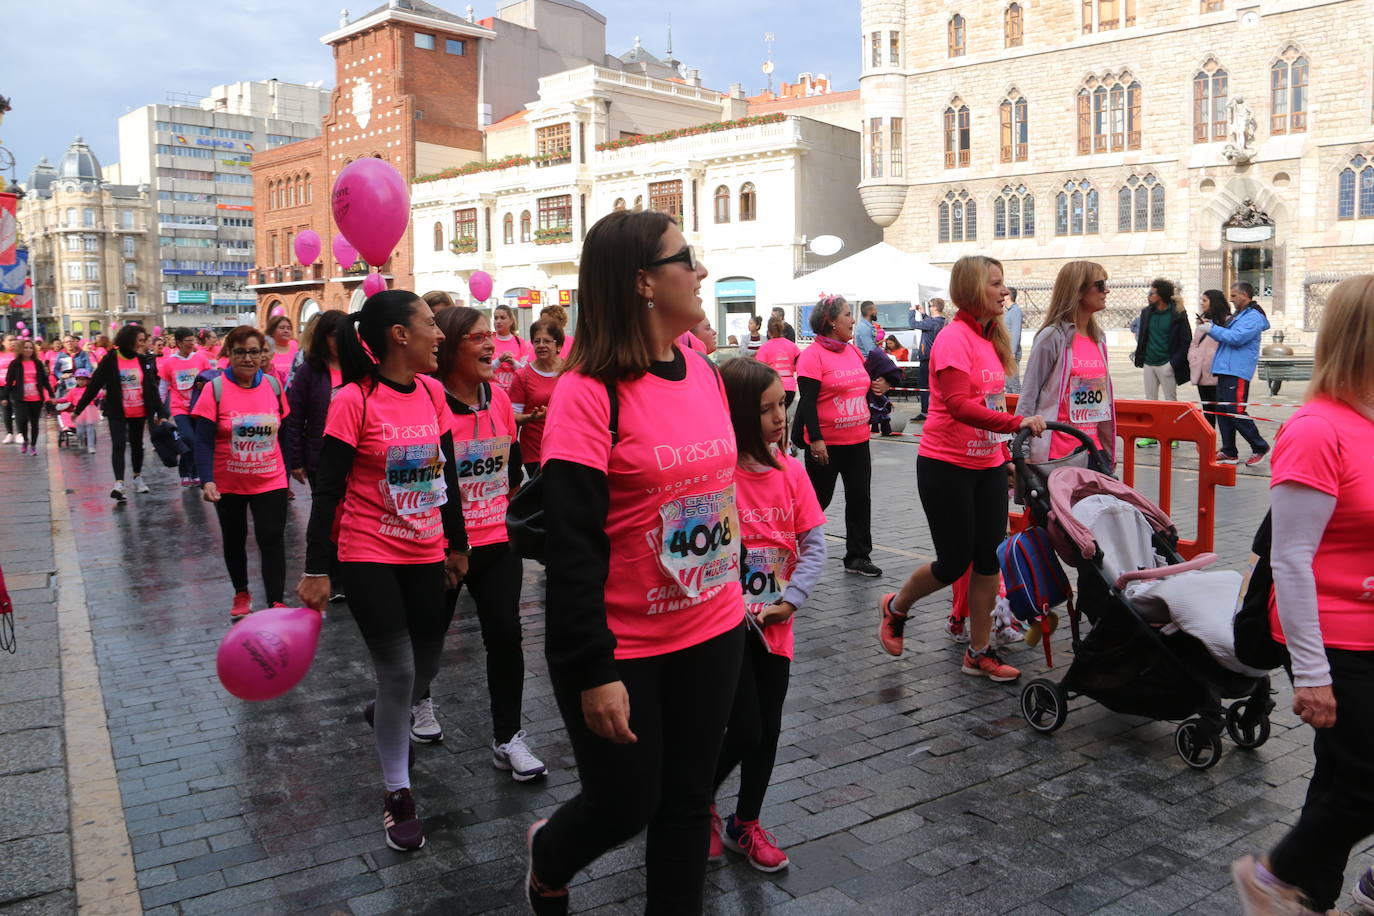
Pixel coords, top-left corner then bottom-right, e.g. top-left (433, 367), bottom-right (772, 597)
top-left (1, 391), bottom-right (13, 435)
top-left (442, 541), bottom-right (524, 744)
top-left (916, 455), bottom-right (1007, 583)
top-left (1270, 649), bottom-right (1374, 911)
top-left (107, 415), bottom-right (146, 481)
top-left (714, 634), bottom-right (790, 822)
top-left (916, 362), bottom-right (931, 414)
top-left (305, 471), bottom-right (341, 582)
top-left (341, 560), bottom-right (448, 645)
top-left (803, 440), bottom-right (872, 564)
top-left (13, 400), bottom-right (41, 447)
top-left (1196, 383), bottom-right (1218, 429)
top-left (213, 488), bottom-right (288, 604)
top-left (1215, 375), bottom-right (1269, 457)
top-left (535, 624), bottom-right (744, 914)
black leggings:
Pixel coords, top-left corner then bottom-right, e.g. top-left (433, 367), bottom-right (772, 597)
top-left (916, 455), bottom-right (1008, 583)
top-left (213, 488), bottom-right (288, 603)
top-left (1196, 383), bottom-right (1218, 429)
top-left (14, 400), bottom-right (42, 447)
top-left (534, 624), bottom-right (744, 914)
top-left (784, 390), bottom-right (795, 410)
top-left (441, 541), bottom-right (524, 744)
top-left (1, 392), bottom-right (13, 435)
top-left (1269, 648), bottom-right (1374, 911)
top-left (107, 415), bottom-right (146, 481)
top-left (803, 440), bottom-right (872, 563)
top-left (714, 634), bottom-right (790, 822)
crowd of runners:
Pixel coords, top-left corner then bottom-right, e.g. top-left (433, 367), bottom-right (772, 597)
top-left (3, 208), bottom-right (1373, 916)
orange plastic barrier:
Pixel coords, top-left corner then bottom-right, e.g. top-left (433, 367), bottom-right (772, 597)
top-left (1006, 397), bottom-right (1237, 559)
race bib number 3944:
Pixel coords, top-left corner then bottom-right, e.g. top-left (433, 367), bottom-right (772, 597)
top-left (655, 487), bottom-right (741, 599)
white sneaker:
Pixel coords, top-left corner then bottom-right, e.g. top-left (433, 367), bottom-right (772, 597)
top-left (991, 623), bottom-right (1025, 648)
top-left (110, 482), bottom-right (126, 501)
top-left (493, 730), bottom-right (547, 782)
top-left (87, 446), bottom-right (96, 455)
top-left (133, 477), bottom-right (150, 494)
top-left (1, 434), bottom-right (11, 444)
top-left (409, 698), bottom-right (443, 743)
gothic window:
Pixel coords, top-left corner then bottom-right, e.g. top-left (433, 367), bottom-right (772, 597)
top-left (1193, 62), bottom-right (1228, 142)
top-left (1337, 155), bottom-right (1374, 220)
top-left (1117, 175), bottom-right (1163, 232)
top-left (993, 185), bottom-right (1035, 238)
top-left (938, 189), bottom-right (977, 243)
top-left (999, 93), bottom-right (1028, 162)
top-left (738, 182), bottom-right (757, 221)
top-left (1005, 4), bottom-right (1023, 47)
top-left (944, 101), bottom-right (971, 168)
top-left (1077, 75), bottom-right (1141, 154)
top-left (1271, 50), bottom-right (1308, 135)
top-left (713, 186), bottom-right (730, 223)
top-left (1055, 179), bottom-right (1099, 236)
top-left (949, 14), bottom-right (965, 57)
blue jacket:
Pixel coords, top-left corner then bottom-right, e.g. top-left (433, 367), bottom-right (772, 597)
top-left (908, 312), bottom-right (947, 360)
top-left (1207, 306), bottom-right (1269, 380)
top-left (854, 318), bottom-right (878, 357)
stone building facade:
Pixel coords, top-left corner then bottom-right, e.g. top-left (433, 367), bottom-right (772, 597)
top-left (859, 0), bottom-right (1374, 336)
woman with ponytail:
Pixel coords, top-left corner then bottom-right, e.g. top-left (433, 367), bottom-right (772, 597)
top-left (73, 323), bottom-right (168, 501)
top-left (296, 290), bottom-right (469, 853)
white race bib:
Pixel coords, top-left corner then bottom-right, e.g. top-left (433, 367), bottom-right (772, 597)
top-left (655, 486), bottom-right (741, 599)
top-left (1068, 376), bottom-right (1111, 425)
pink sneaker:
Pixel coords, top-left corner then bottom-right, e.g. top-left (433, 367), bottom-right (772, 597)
top-left (707, 805), bottom-right (724, 863)
top-left (722, 814), bottom-right (789, 872)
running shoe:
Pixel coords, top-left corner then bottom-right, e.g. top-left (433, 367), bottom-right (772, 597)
top-left (132, 476), bottom-right (150, 494)
top-left (87, 446), bottom-right (96, 455)
top-left (525, 819), bottom-right (569, 916)
top-left (961, 647), bottom-right (1021, 682)
top-left (110, 482), bottom-right (126, 501)
top-left (721, 814), bottom-right (790, 872)
top-left (381, 787), bottom-right (425, 851)
top-left (189, 477), bottom-right (201, 486)
top-left (1136, 438), bottom-right (1158, 448)
top-left (329, 592), bottom-right (347, 603)
top-left (269, 602), bottom-right (287, 609)
top-left (1216, 452), bottom-right (1240, 466)
top-left (230, 591), bottom-right (252, 622)
top-left (845, 557), bottom-right (882, 577)
top-left (707, 805), bottom-right (725, 863)
top-left (1245, 451), bottom-right (1270, 467)
top-left (493, 730), bottom-right (547, 781)
top-left (945, 613), bottom-right (970, 644)
top-left (1, 434), bottom-right (11, 444)
top-left (410, 698), bottom-right (443, 743)
top-left (27, 446), bottom-right (37, 456)
top-left (1230, 855), bottom-right (1317, 915)
top-left (363, 700), bottom-right (415, 770)
top-left (878, 593), bottom-right (908, 656)
top-left (180, 477), bottom-right (192, 487)
top-left (1351, 865), bottom-right (1374, 913)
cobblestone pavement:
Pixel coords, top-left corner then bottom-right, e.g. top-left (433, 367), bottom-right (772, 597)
top-left (4, 358), bottom-right (1370, 915)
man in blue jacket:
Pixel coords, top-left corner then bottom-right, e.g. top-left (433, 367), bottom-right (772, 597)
top-left (1203, 282), bottom-right (1270, 466)
top-left (908, 299), bottom-right (948, 420)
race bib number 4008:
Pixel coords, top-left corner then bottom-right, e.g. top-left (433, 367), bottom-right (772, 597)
top-left (655, 487), bottom-right (741, 599)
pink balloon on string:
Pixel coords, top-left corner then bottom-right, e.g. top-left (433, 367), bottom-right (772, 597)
top-left (332, 234), bottom-right (358, 271)
top-left (217, 606), bottom-right (322, 701)
top-left (294, 229), bottom-right (322, 266)
top-left (331, 158), bottom-right (409, 267)
top-left (469, 271), bottom-right (493, 303)
top-left (362, 273), bottom-right (387, 297)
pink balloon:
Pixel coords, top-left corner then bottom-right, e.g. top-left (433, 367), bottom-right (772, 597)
top-left (269, 305), bottom-right (285, 317)
top-left (216, 606), bottom-right (322, 701)
top-left (331, 158), bottom-right (409, 267)
top-left (362, 273), bottom-right (387, 297)
top-left (469, 271), bottom-right (493, 303)
top-left (332, 233), bottom-right (358, 271)
top-left (152, 326), bottom-right (163, 336)
top-left (294, 229), bottom-right (322, 266)
top-left (15, 321), bottom-right (24, 330)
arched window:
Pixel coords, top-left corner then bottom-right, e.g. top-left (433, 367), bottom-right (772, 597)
top-left (993, 185), bottom-right (1035, 238)
top-left (633, 195), bottom-right (643, 212)
top-left (999, 93), bottom-right (1028, 162)
top-left (1193, 62), bottom-right (1228, 142)
top-left (948, 14), bottom-right (966, 57)
top-left (1337, 155), bottom-right (1374, 220)
top-left (306, 174), bottom-right (313, 203)
top-left (937, 189), bottom-right (976, 243)
top-left (519, 211), bottom-right (531, 242)
top-left (1055, 179), bottom-right (1099, 236)
top-left (943, 100), bottom-right (971, 168)
top-left (1005, 4), bottom-right (1023, 47)
top-left (612, 198), bottom-right (626, 212)
top-left (713, 186), bottom-right (730, 223)
top-left (1271, 50), bottom-right (1308, 135)
top-left (1077, 74), bottom-right (1141, 154)
top-left (738, 183), bottom-right (757, 222)
top-left (433, 221), bottom-right (444, 251)
top-left (503, 212), bottom-right (514, 244)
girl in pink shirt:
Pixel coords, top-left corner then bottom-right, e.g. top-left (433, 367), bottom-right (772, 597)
top-left (508, 317), bottom-right (564, 477)
top-left (296, 289), bottom-right (468, 855)
top-left (431, 306), bottom-right (544, 779)
top-left (708, 358), bottom-right (826, 874)
top-left (264, 315), bottom-right (299, 389)
top-left (490, 304), bottom-right (532, 392)
top-left (755, 317), bottom-right (800, 407)
top-left (527, 211), bottom-right (746, 914)
top-left (879, 255), bottom-right (1046, 683)
top-left (191, 326), bottom-right (290, 620)
top-left (160, 328), bottom-right (213, 485)
top-left (5, 339), bottom-right (53, 454)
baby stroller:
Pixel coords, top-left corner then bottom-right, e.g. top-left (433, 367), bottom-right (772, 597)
top-left (55, 401), bottom-right (78, 449)
top-left (1011, 422), bottom-right (1273, 770)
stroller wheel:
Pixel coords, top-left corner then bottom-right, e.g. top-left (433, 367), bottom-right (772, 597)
top-left (1175, 719), bottom-right (1223, 770)
top-left (1020, 678), bottom-right (1068, 734)
top-left (1225, 700), bottom-right (1272, 750)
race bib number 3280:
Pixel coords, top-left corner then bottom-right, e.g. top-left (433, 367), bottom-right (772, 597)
top-left (655, 487), bottom-right (741, 599)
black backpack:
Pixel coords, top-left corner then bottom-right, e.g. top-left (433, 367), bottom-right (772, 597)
top-left (1232, 510), bottom-right (1291, 673)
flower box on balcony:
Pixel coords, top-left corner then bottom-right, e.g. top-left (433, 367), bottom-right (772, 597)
top-left (450, 238), bottom-right (478, 255)
top-left (534, 227), bottom-right (572, 245)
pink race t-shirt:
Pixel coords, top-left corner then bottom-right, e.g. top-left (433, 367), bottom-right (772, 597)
top-left (676, 331), bottom-right (707, 354)
top-left (1051, 333), bottom-right (1111, 459)
top-left (0, 353), bottom-right (13, 380)
top-left (21, 362), bottom-right (40, 402)
top-left (756, 338), bottom-right (801, 393)
top-left (736, 454), bottom-right (826, 659)
top-left (325, 376), bottom-right (453, 564)
top-left (269, 341), bottom-right (298, 389)
top-left (491, 335), bottom-right (533, 392)
top-left (450, 384), bottom-right (518, 548)
top-left (116, 356), bottom-right (146, 418)
top-left (509, 364), bottom-right (560, 465)
top-left (558, 335), bottom-right (575, 361)
top-left (159, 351), bottom-right (212, 416)
top-left (191, 375), bottom-right (290, 495)
top-left (1268, 397), bottom-right (1374, 650)
top-left (329, 365), bottom-right (342, 389)
top-left (794, 342), bottom-right (870, 446)
top-left (920, 316), bottom-right (1010, 469)
top-left (541, 352), bottom-right (745, 660)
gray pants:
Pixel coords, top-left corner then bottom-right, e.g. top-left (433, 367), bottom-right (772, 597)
top-left (1142, 363), bottom-right (1176, 400)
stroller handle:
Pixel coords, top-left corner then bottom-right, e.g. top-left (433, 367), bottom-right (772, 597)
top-left (1010, 420), bottom-right (1100, 468)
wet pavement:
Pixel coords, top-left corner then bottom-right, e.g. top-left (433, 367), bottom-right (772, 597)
top-left (2, 359), bottom-right (1370, 915)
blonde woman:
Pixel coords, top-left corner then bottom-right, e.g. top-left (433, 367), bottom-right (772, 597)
top-left (1232, 275), bottom-right (1374, 915)
top-left (878, 255), bottom-right (1045, 681)
top-left (1015, 260), bottom-right (1117, 468)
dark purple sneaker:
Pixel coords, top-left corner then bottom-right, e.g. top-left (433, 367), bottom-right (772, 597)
top-left (363, 700), bottom-right (414, 770)
top-left (382, 787), bottom-right (424, 851)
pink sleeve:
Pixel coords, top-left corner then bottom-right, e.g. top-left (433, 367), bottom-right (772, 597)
top-left (1271, 415), bottom-right (1341, 497)
top-left (795, 346), bottom-right (821, 382)
top-left (937, 367), bottom-right (1022, 434)
top-left (189, 384), bottom-right (218, 423)
top-left (509, 369), bottom-right (527, 408)
top-left (541, 374), bottom-right (612, 472)
top-left (323, 384), bottom-right (364, 447)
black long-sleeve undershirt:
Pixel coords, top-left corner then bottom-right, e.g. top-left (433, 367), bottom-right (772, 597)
top-left (792, 376), bottom-right (822, 447)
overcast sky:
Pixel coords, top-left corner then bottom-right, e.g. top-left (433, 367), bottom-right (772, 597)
top-left (3, 0), bottom-right (857, 183)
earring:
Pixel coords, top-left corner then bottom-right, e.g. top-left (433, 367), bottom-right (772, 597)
top-left (647, 300), bottom-right (655, 309)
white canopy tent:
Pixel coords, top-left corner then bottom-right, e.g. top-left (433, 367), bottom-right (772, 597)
top-left (772, 242), bottom-right (952, 307)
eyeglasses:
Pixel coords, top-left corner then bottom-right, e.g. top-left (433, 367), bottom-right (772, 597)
top-left (1091, 279), bottom-right (1109, 292)
top-left (646, 245), bottom-right (696, 271)
top-left (531, 337), bottom-right (558, 346)
top-left (461, 331), bottom-right (494, 343)
top-left (231, 348), bottom-right (264, 358)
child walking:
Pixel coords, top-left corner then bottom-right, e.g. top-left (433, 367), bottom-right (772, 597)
top-left (57, 368), bottom-right (101, 453)
top-left (709, 358), bottom-right (827, 872)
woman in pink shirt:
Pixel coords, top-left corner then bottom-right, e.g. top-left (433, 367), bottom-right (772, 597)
top-left (490, 304), bottom-right (532, 392)
top-left (1232, 275), bottom-right (1374, 914)
top-left (73, 325), bottom-right (169, 501)
top-left (508, 317), bottom-right (563, 478)
top-left (159, 328), bottom-right (213, 486)
top-left (526, 210), bottom-right (745, 914)
top-left (755, 317), bottom-right (800, 408)
top-left (5, 339), bottom-right (53, 455)
top-left (540, 304), bottom-right (575, 360)
top-left (791, 295), bottom-right (879, 577)
top-left (878, 255), bottom-right (1046, 682)
top-left (264, 315), bottom-right (298, 389)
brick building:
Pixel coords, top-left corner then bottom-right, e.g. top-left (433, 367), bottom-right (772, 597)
top-left (859, 0), bottom-right (1374, 337)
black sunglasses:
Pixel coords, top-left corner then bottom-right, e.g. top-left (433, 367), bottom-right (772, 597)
top-left (1091, 279), bottom-right (1109, 292)
top-left (646, 245), bottom-right (696, 271)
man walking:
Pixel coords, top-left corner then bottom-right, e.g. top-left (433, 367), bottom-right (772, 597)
top-left (908, 299), bottom-right (948, 421)
top-left (1204, 282), bottom-right (1270, 466)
